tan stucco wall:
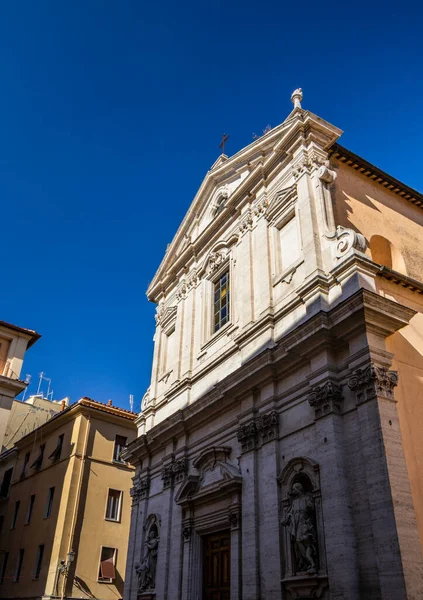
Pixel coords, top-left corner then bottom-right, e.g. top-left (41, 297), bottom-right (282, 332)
top-left (333, 161), bottom-right (423, 280)
top-left (333, 162), bottom-right (423, 554)
top-left (0, 405), bottom-right (135, 600)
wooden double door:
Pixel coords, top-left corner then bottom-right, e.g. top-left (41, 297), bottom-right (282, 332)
top-left (202, 530), bottom-right (231, 600)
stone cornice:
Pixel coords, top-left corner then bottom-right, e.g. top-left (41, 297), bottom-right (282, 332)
top-left (376, 265), bottom-right (423, 295)
top-left (125, 289), bottom-right (415, 462)
top-left (329, 143), bottom-right (423, 209)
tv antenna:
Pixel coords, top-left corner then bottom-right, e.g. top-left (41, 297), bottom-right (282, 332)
top-left (37, 372), bottom-right (53, 399)
top-left (22, 374), bottom-right (32, 401)
top-left (129, 394), bottom-right (134, 412)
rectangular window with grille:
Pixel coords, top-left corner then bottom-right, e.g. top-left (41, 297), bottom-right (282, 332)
top-left (213, 271), bottom-right (230, 333)
top-left (105, 489), bottom-right (122, 521)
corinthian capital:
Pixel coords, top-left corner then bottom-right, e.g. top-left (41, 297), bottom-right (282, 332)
top-left (348, 363), bottom-right (398, 403)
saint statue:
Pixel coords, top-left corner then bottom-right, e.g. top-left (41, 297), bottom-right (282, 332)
top-left (135, 527), bottom-right (160, 590)
top-left (281, 481), bottom-right (317, 574)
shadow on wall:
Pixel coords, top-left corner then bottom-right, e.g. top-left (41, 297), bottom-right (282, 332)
top-left (369, 235), bottom-right (408, 275)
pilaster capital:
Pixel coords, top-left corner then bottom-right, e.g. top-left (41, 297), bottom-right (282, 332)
top-left (308, 380), bottom-right (343, 419)
top-left (348, 362), bottom-right (398, 403)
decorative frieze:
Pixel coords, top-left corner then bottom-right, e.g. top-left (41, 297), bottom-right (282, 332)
top-left (155, 303), bottom-right (177, 328)
top-left (239, 210), bottom-right (253, 234)
top-left (161, 456), bottom-right (188, 489)
top-left (237, 409), bottom-right (279, 453)
top-left (130, 474), bottom-right (150, 505)
top-left (348, 363), bottom-right (398, 403)
top-left (176, 269), bottom-right (199, 302)
top-left (308, 380), bottom-right (343, 419)
top-left (206, 251), bottom-right (226, 277)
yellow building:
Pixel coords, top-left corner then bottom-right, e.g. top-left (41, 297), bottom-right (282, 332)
top-left (0, 396), bottom-right (137, 600)
top-left (0, 320), bottom-right (41, 451)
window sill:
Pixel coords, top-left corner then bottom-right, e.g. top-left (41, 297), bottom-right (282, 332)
top-left (272, 258), bottom-right (304, 287)
top-left (105, 518), bottom-right (121, 523)
top-left (98, 578), bottom-right (114, 584)
top-left (199, 322), bottom-right (238, 355)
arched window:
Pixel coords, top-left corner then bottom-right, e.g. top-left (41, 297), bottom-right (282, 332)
top-left (214, 195), bottom-right (226, 216)
top-left (370, 235), bottom-right (407, 275)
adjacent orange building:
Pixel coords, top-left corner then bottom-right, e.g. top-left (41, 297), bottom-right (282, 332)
top-left (0, 397), bottom-right (137, 600)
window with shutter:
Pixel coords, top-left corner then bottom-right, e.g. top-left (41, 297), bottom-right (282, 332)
top-left (48, 434), bottom-right (64, 462)
top-left (98, 547), bottom-right (116, 582)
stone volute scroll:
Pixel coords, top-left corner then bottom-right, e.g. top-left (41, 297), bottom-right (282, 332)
top-left (135, 514), bottom-right (160, 597)
top-left (348, 362), bottom-right (398, 403)
top-left (278, 458), bottom-right (328, 599)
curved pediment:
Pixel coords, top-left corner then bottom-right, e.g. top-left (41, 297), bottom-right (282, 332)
top-left (175, 446), bottom-right (241, 507)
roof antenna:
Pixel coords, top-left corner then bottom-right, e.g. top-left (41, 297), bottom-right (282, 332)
top-left (129, 394), bottom-right (134, 412)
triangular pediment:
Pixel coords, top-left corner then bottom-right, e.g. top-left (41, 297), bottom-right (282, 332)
top-left (147, 109), bottom-right (342, 301)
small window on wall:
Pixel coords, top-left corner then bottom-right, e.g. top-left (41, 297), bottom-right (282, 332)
top-left (48, 434), bottom-right (64, 462)
top-left (98, 547), bottom-right (116, 582)
top-left (113, 435), bottom-right (127, 462)
top-left (213, 271), bottom-right (230, 333)
top-left (0, 551), bottom-right (8, 583)
top-left (31, 444), bottom-right (45, 471)
top-left (26, 494), bottom-right (35, 524)
top-left (280, 216), bottom-right (301, 271)
top-left (11, 500), bottom-right (20, 529)
top-left (0, 467), bottom-right (13, 498)
top-left (33, 544), bottom-right (44, 580)
top-left (20, 452), bottom-right (30, 479)
top-left (105, 489), bottom-right (122, 522)
top-left (14, 549), bottom-right (24, 582)
top-left (45, 487), bottom-right (55, 518)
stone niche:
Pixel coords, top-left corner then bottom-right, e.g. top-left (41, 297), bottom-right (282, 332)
top-left (278, 457), bottom-right (328, 599)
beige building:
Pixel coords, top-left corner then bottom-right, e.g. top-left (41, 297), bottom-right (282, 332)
top-left (124, 89), bottom-right (423, 600)
top-left (0, 396), bottom-right (137, 600)
top-left (0, 321), bottom-right (40, 451)
top-left (3, 394), bottom-right (70, 450)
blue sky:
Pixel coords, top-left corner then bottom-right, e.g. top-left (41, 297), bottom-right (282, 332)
top-left (1, 1), bottom-right (421, 410)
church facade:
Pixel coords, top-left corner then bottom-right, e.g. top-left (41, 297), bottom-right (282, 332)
top-left (123, 90), bottom-right (423, 600)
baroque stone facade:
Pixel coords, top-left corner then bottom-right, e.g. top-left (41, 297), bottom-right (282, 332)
top-left (123, 91), bottom-right (423, 600)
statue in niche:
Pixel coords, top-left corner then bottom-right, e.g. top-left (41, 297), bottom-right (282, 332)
top-left (281, 481), bottom-right (318, 574)
top-left (135, 523), bottom-right (160, 591)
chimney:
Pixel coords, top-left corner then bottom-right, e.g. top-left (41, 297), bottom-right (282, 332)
top-left (107, 399), bottom-right (112, 406)
top-left (61, 400), bottom-right (66, 411)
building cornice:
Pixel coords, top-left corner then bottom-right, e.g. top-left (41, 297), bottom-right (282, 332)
top-left (127, 289), bottom-right (415, 461)
top-left (329, 143), bottom-right (423, 209)
top-left (376, 265), bottom-right (423, 294)
top-left (0, 320), bottom-right (41, 348)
